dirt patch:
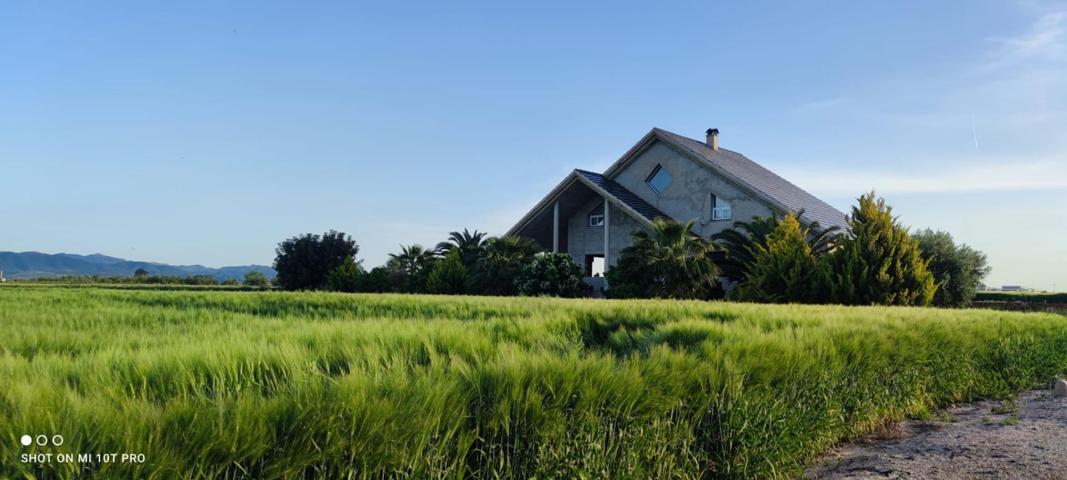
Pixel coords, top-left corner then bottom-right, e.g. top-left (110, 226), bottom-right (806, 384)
top-left (805, 389), bottom-right (1067, 479)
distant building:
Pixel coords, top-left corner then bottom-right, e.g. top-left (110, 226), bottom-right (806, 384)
top-left (1001, 285), bottom-right (1025, 292)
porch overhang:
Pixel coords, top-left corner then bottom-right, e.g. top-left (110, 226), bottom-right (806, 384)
top-left (506, 169), bottom-right (669, 250)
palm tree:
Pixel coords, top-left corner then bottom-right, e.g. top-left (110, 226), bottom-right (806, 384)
top-left (387, 244), bottom-right (439, 293)
top-left (712, 210), bottom-right (842, 283)
top-left (616, 218), bottom-right (720, 299)
top-left (435, 229), bottom-right (489, 268)
top-left (479, 236), bottom-right (540, 295)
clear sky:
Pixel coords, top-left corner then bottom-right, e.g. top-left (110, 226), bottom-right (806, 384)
top-left (2, 1), bottom-right (1065, 290)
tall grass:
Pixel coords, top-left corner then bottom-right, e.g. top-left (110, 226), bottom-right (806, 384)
top-left (2, 287), bottom-right (1066, 478)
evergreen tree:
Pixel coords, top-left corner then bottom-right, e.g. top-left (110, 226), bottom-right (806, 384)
top-left (828, 192), bottom-right (936, 306)
top-left (737, 214), bottom-right (827, 303)
top-left (327, 255), bottom-right (362, 293)
top-left (426, 250), bottom-right (470, 295)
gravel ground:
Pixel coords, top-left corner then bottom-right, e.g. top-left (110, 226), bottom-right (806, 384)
top-left (805, 389), bottom-right (1067, 479)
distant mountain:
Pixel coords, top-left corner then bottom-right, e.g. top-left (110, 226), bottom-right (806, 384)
top-left (0, 251), bottom-right (275, 281)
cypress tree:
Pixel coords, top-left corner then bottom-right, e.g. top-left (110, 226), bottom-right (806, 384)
top-left (737, 214), bottom-right (826, 303)
top-left (828, 192), bottom-right (936, 306)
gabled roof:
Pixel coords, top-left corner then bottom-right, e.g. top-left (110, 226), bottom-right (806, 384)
top-left (574, 170), bottom-right (666, 222)
top-left (505, 169), bottom-right (667, 238)
top-left (604, 128), bottom-right (849, 231)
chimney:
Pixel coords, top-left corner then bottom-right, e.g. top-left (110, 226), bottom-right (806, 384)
top-left (706, 128), bottom-right (719, 151)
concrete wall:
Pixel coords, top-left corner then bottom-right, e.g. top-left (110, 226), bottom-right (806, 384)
top-left (565, 197), bottom-right (648, 269)
top-left (610, 140), bottom-right (776, 238)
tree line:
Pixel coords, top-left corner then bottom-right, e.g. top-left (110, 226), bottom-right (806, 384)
top-left (273, 192), bottom-right (990, 308)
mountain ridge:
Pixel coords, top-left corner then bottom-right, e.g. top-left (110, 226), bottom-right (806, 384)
top-left (0, 251), bottom-right (275, 281)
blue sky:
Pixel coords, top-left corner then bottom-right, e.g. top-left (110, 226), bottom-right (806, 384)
top-left (2, 1), bottom-right (1065, 290)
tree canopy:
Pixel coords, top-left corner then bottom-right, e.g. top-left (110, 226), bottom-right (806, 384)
top-left (273, 230), bottom-right (358, 291)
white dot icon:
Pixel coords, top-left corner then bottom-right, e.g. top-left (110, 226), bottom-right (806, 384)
top-left (20, 435), bottom-right (32, 446)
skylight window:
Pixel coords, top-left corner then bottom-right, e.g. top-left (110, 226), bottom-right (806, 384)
top-left (646, 164), bottom-right (672, 195)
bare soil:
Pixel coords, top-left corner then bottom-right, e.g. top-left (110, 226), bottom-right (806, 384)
top-left (805, 389), bottom-right (1067, 479)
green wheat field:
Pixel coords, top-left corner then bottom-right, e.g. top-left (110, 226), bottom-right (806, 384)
top-left (3, 286), bottom-right (1067, 479)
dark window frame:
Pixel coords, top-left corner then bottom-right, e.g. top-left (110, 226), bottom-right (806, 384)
top-left (645, 164), bottom-right (672, 195)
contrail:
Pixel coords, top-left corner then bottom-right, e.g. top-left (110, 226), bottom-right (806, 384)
top-left (971, 114), bottom-right (980, 150)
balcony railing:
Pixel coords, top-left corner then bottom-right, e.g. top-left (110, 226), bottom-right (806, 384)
top-left (712, 206), bottom-right (732, 221)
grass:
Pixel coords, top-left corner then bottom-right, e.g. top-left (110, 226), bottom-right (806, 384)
top-left (2, 287), bottom-right (1067, 479)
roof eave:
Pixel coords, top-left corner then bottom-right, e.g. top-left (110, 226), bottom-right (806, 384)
top-left (505, 170), bottom-right (661, 239)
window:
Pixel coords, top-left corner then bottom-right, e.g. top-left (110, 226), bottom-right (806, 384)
top-left (646, 164), bottom-right (672, 195)
top-left (710, 194), bottom-right (731, 220)
top-left (589, 214), bottom-right (604, 227)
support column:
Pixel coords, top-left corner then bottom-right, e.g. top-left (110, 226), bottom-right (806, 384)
top-left (552, 201), bottom-right (560, 253)
top-left (603, 198), bottom-right (610, 266)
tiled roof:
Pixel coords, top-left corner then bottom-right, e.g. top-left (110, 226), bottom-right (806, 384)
top-left (653, 128), bottom-right (849, 231)
top-left (575, 169), bottom-right (668, 222)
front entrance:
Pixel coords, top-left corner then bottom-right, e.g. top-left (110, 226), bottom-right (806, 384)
top-left (583, 254), bottom-right (605, 278)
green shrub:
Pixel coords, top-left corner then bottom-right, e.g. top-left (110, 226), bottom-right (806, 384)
top-left (426, 250), bottom-right (470, 295)
top-left (327, 255), bottom-right (362, 293)
top-left (736, 214), bottom-right (827, 303)
top-left (243, 271), bottom-right (271, 288)
top-left (478, 236), bottom-right (539, 296)
top-left (515, 253), bottom-right (585, 297)
top-left (975, 291), bottom-right (1067, 303)
top-left (355, 266), bottom-right (393, 293)
top-left (914, 229), bottom-right (990, 307)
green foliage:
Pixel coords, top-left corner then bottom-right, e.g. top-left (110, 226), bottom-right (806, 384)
top-left (327, 255), bottom-right (363, 293)
top-left (478, 236), bottom-right (540, 296)
top-left (913, 229), bottom-right (990, 307)
top-left (826, 192), bottom-right (937, 306)
top-left (243, 271), bottom-right (271, 288)
top-left (3, 287), bottom-right (1067, 478)
top-left (515, 253), bottom-right (585, 297)
top-left (387, 244), bottom-right (438, 293)
top-left (736, 214), bottom-right (827, 303)
top-left (712, 211), bottom-right (841, 285)
top-left (356, 266), bottom-right (393, 293)
top-left (975, 291), bottom-right (1067, 303)
top-left (426, 250), bottom-right (470, 295)
top-left (607, 218), bottom-right (720, 299)
top-left (273, 230), bottom-right (358, 291)
top-left (134, 267), bottom-right (149, 277)
top-left (436, 228), bottom-right (488, 270)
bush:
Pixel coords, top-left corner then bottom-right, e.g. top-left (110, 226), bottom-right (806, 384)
top-left (827, 192), bottom-right (937, 306)
top-left (913, 229), bottom-right (990, 307)
top-left (243, 271), bottom-right (271, 288)
top-left (515, 253), bottom-right (585, 297)
top-left (356, 267), bottom-right (393, 293)
top-left (478, 236), bottom-right (539, 296)
top-left (736, 214), bottom-right (827, 303)
top-left (273, 230), bottom-right (358, 290)
top-left (426, 250), bottom-right (470, 295)
top-left (327, 255), bottom-right (363, 293)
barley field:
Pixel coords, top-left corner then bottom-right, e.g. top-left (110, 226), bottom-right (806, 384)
top-left (2, 286), bottom-right (1066, 479)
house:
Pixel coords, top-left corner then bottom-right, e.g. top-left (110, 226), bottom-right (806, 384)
top-left (506, 127), bottom-right (849, 285)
